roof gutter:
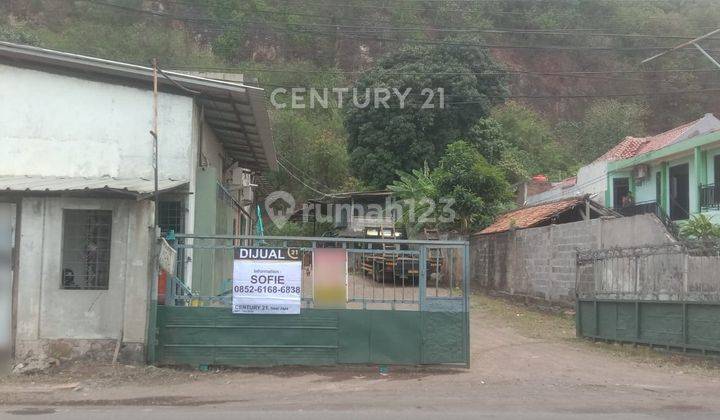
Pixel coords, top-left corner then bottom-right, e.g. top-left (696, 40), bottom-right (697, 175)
top-left (0, 41), bottom-right (264, 96)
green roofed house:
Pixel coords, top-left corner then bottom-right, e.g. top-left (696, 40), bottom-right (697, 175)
top-left (605, 115), bottom-right (720, 224)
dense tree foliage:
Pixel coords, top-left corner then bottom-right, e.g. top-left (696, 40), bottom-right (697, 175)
top-left (388, 142), bottom-right (513, 233)
top-left (387, 162), bottom-right (438, 236)
top-left (434, 141), bottom-right (512, 232)
top-left (345, 41), bottom-right (508, 188)
top-left (467, 102), bottom-right (574, 182)
top-left (3, 0), bottom-right (719, 230)
top-left (557, 100), bottom-right (648, 162)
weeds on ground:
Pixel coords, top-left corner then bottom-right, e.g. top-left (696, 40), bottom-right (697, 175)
top-left (471, 293), bottom-right (575, 340)
top-left (472, 293), bottom-right (720, 376)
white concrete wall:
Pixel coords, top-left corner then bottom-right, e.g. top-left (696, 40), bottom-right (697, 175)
top-left (14, 196), bottom-right (153, 357)
top-left (0, 64), bottom-right (194, 180)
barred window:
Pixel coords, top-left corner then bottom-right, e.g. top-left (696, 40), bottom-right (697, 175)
top-left (61, 210), bottom-right (112, 290)
top-left (158, 200), bottom-right (185, 236)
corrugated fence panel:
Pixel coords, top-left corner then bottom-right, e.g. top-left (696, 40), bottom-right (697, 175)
top-left (369, 310), bottom-right (421, 365)
top-left (615, 302), bottom-right (637, 342)
top-left (157, 307), bottom-right (468, 366)
top-left (578, 301), bottom-right (596, 336)
top-left (639, 303), bottom-right (683, 346)
top-left (687, 304), bottom-right (720, 350)
top-left (597, 302), bottom-right (619, 340)
top-left (422, 312), bottom-right (466, 364)
top-left (577, 300), bottom-right (720, 354)
top-left (158, 307), bottom-right (339, 366)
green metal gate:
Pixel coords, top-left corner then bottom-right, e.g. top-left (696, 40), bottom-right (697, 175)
top-left (151, 235), bottom-right (470, 367)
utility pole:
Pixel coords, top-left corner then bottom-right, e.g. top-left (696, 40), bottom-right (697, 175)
top-left (146, 58), bottom-right (160, 365)
top-left (151, 58), bottom-right (160, 231)
top-left (642, 28), bottom-right (720, 69)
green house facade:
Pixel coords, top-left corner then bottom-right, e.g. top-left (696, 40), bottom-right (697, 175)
top-left (606, 125), bottom-right (720, 223)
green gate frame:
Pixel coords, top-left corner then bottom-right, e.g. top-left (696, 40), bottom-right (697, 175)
top-left (150, 235), bottom-right (470, 367)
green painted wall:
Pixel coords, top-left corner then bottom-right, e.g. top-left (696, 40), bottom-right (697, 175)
top-left (192, 168), bottom-right (218, 296)
top-left (606, 141), bottom-right (720, 219)
top-left (191, 168), bottom-right (237, 296)
top-left (608, 155), bottom-right (708, 218)
top-left (577, 299), bottom-right (720, 354)
top-left (155, 306), bottom-right (469, 366)
top-left (660, 162), bottom-right (669, 212)
top-left (637, 170), bottom-right (654, 203)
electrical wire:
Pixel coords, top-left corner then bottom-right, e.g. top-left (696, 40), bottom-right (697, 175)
top-left (158, 0), bottom-right (720, 35)
top-left (276, 159), bottom-right (331, 196)
top-left (169, 66), bottom-right (720, 77)
top-left (151, 0), bottom-right (720, 40)
top-left (278, 154), bottom-right (334, 191)
top-left (89, 1), bottom-right (720, 53)
top-left (157, 0), bottom-right (720, 24)
top-left (258, 82), bottom-right (720, 101)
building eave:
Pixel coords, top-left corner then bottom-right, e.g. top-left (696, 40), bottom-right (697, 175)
top-left (607, 130), bottom-right (720, 172)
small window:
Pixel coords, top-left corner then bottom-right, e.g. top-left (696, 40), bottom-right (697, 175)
top-left (61, 210), bottom-right (112, 290)
top-left (158, 200), bottom-right (185, 236)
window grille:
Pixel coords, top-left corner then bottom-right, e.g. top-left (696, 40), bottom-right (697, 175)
top-left (158, 200), bottom-right (185, 235)
top-left (61, 210), bottom-right (112, 290)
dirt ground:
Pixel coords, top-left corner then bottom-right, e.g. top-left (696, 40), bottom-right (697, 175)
top-left (3, 294), bottom-right (720, 415)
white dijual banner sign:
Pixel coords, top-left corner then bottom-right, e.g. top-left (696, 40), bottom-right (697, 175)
top-left (232, 248), bottom-right (302, 314)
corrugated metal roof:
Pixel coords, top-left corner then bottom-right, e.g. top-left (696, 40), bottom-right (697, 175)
top-left (0, 176), bottom-right (188, 196)
top-left (479, 197), bottom-right (586, 235)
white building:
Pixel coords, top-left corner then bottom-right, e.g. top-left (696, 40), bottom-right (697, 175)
top-left (0, 42), bottom-right (276, 362)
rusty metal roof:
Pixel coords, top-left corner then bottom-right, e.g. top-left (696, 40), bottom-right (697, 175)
top-left (478, 196), bottom-right (589, 235)
top-left (0, 175), bottom-right (188, 197)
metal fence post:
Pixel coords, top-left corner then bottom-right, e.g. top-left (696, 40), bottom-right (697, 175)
top-left (419, 245), bottom-right (427, 309)
top-left (464, 242), bottom-right (471, 368)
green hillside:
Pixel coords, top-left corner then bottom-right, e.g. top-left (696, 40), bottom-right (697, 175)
top-left (3, 0), bottom-right (719, 202)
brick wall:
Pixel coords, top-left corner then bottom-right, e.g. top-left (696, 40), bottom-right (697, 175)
top-left (470, 214), bottom-right (675, 304)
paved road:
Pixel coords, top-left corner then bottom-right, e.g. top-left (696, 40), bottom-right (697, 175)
top-left (3, 296), bottom-right (720, 418)
top-left (4, 406), bottom-right (720, 420)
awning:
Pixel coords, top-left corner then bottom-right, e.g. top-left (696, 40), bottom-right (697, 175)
top-left (0, 175), bottom-right (188, 198)
top-left (0, 41), bottom-right (276, 172)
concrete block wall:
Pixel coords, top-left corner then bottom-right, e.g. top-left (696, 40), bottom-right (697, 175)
top-left (14, 196), bottom-right (154, 362)
top-left (470, 214), bottom-right (675, 304)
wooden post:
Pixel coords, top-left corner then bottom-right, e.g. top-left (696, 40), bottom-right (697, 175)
top-left (585, 199), bottom-right (590, 221)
